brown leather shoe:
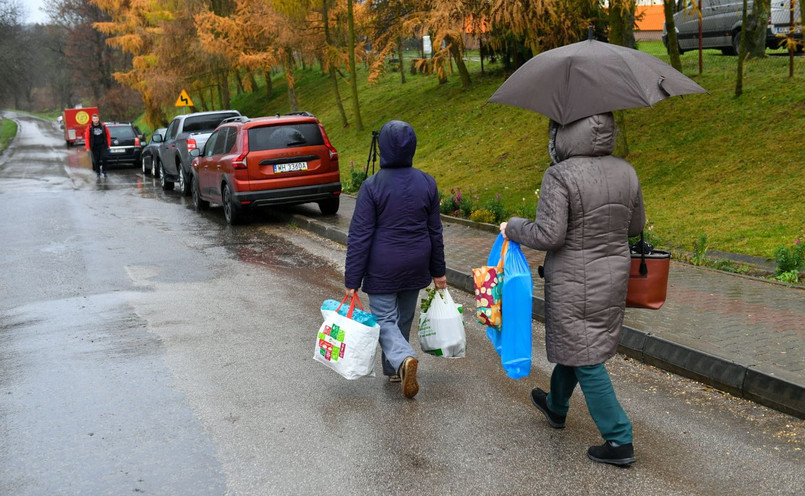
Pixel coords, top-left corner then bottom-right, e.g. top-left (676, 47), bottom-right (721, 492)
top-left (399, 357), bottom-right (419, 398)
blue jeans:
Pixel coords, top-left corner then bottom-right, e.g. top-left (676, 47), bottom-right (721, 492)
top-left (547, 363), bottom-right (633, 445)
top-left (367, 290), bottom-right (419, 376)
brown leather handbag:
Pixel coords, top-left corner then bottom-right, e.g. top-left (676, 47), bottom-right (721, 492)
top-left (626, 232), bottom-right (671, 310)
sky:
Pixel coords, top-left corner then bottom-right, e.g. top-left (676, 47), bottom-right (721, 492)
top-left (19, 0), bottom-right (48, 24)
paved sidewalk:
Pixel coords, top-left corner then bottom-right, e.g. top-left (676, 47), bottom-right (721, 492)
top-left (287, 195), bottom-right (805, 419)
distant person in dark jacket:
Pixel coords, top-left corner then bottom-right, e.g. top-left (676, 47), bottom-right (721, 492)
top-left (345, 120), bottom-right (447, 399)
top-left (501, 113), bottom-right (645, 466)
top-left (84, 113), bottom-right (110, 178)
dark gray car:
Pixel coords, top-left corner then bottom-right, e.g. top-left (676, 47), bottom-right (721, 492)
top-left (156, 110), bottom-right (241, 195)
top-left (141, 127), bottom-right (166, 176)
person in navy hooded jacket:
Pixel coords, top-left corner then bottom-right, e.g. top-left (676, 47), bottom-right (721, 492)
top-left (345, 120), bottom-right (447, 399)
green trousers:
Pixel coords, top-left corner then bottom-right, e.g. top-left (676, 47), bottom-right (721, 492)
top-left (546, 363), bottom-right (633, 445)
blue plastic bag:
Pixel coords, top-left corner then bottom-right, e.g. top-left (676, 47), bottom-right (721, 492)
top-left (484, 234), bottom-right (532, 379)
top-left (321, 297), bottom-right (378, 327)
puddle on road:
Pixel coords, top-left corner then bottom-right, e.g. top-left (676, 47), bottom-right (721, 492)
top-left (232, 241), bottom-right (328, 271)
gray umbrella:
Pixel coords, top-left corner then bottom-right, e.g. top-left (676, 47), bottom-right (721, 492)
top-left (488, 39), bottom-right (707, 125)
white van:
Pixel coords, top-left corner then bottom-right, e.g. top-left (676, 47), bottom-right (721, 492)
top-left (663, 0), bottom-right (802, 55)
top-left (769, 0), bottom-right (803, 47)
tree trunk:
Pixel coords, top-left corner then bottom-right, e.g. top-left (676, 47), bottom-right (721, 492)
top-left (397, 35), bottom-right (406, 84)
top-left (218, 70), bottom-right (230, 109)
top-left (446, 36), bottom-right (471, 89)
top-left (609, 0), bottom-right (637, 48)
top-left (234, 70), bottom-right (244, 95)
top-left (613, 111), bottom-right (630, 157)
top-left (198, 90), bottom-right (207, 111)
top-left (264, 70), bottom-right (273, 99)
top-left (746, 0), bottom-right (771, 57)
top-left (323, 0), bottom-right (349, 127)
top-left (346, 0), bottom-right (364, 131)
top-left (663, 0), bottom-right (683, 70)
top-left (285, 50), bottom-right (298, 112)
top-left (329, 67), bottom-right (348, 128)
top-left (736, 0), bottom-right (750, 96)
top-left (609, 1), bottom-right (625, 46)
top-left (623, 1), bottom-right (637, 48)
top-left (480, 39), bottom-right (485, 75)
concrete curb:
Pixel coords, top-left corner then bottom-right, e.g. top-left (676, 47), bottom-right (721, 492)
top-left (291, 212), bottom-right (805, 419)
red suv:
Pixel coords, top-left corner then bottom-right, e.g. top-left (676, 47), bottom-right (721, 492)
top-left (189, 112), bottom-right (341, 224)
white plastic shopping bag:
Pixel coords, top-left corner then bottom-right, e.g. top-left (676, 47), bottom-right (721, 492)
top-left (417, 288), bottom-right (466, 358)
top-left (314, 294), bottom-right (379, 380)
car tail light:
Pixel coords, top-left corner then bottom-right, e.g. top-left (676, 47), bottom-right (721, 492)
top-left (232, 131), bottom-right (248, 169)
top-left (134, 137), bottom-right (140, 147)
top-left (319, 124), bottom-right (339, 161)
top-left (187, 138), bottom-right (197, 151)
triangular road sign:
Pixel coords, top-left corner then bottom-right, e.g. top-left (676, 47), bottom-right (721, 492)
top-left (174, 89), bottom-right (194, 107)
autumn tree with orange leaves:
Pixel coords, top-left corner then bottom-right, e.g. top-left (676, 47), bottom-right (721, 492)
top-left (92, 0), bottom-right (174, 127)
top-left (363, 1), bottom-right (475, 88)
top-left (79, 0), bottom-right (620, 127)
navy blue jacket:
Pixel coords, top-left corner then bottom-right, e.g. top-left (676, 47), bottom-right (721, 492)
top-left (345, 121), bottom-right (446, 293)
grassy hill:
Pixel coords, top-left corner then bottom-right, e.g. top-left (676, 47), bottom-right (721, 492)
top-left (0, 118), bottom-right (17, 153)
top-left (228, 41), bottom-right (804, 259)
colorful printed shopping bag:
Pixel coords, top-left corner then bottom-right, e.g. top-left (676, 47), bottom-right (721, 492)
top-left (314, 294), bottom-right (380, 380)
top-left (472, 239), bottom-right (508, 329)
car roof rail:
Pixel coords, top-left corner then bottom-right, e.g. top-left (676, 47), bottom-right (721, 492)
top-left (284, 111), bottom-right (315, 118)
top-left (220, 116), bottom-right (249, 124)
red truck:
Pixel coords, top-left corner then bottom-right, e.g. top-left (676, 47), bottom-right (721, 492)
top-left (61, 106), bottom-right (98, 147)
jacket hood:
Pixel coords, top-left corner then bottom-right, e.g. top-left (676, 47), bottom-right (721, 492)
top-left (549, 113), bottom-right (616, 164)
top-left (379, 120), bottom-right (417, 168)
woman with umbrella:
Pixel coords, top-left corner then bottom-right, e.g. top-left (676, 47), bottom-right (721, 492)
top-left (492, 36), bottom-right (704, 467)
top-left (500, 112), bottom-right (645, 466)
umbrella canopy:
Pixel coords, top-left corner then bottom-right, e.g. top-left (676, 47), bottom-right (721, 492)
top-left (488, 40), bottom-right (707, 125)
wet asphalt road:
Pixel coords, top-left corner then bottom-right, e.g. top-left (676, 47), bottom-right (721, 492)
top-left (0, 112), bottom-right (803, 495)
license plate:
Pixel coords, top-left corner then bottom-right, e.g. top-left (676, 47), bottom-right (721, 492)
top-left (274, 162), bottom-right (308, 173)
top-left (110, 148), bottom-right (125, 154)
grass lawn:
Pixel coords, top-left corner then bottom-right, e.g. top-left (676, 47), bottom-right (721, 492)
top-left (177, 41), bottom-right (804, 259)
top-left (0, 118), bottom-right (18, 153)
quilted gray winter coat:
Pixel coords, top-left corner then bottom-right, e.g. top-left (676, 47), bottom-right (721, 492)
top-left (504, 113), bottom-right (645, 367)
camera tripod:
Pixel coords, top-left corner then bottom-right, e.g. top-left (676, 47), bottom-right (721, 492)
top-left (364, 130), bottom-right (379, 179)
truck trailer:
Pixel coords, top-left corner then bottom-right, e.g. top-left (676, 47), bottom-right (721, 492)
top-left (62, 107), bottom-right (98, 147)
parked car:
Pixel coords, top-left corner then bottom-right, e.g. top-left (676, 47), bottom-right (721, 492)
top-left (663, 0), bottom-right (802, 55)
top-left (156, 110), bottom-right (241, 195)
top-left (141, 127), bottom-right (166, 176)
top-left (105, 122), bottom-right (145, 167)
top-left (189, 112), bottom-right (341, 225)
